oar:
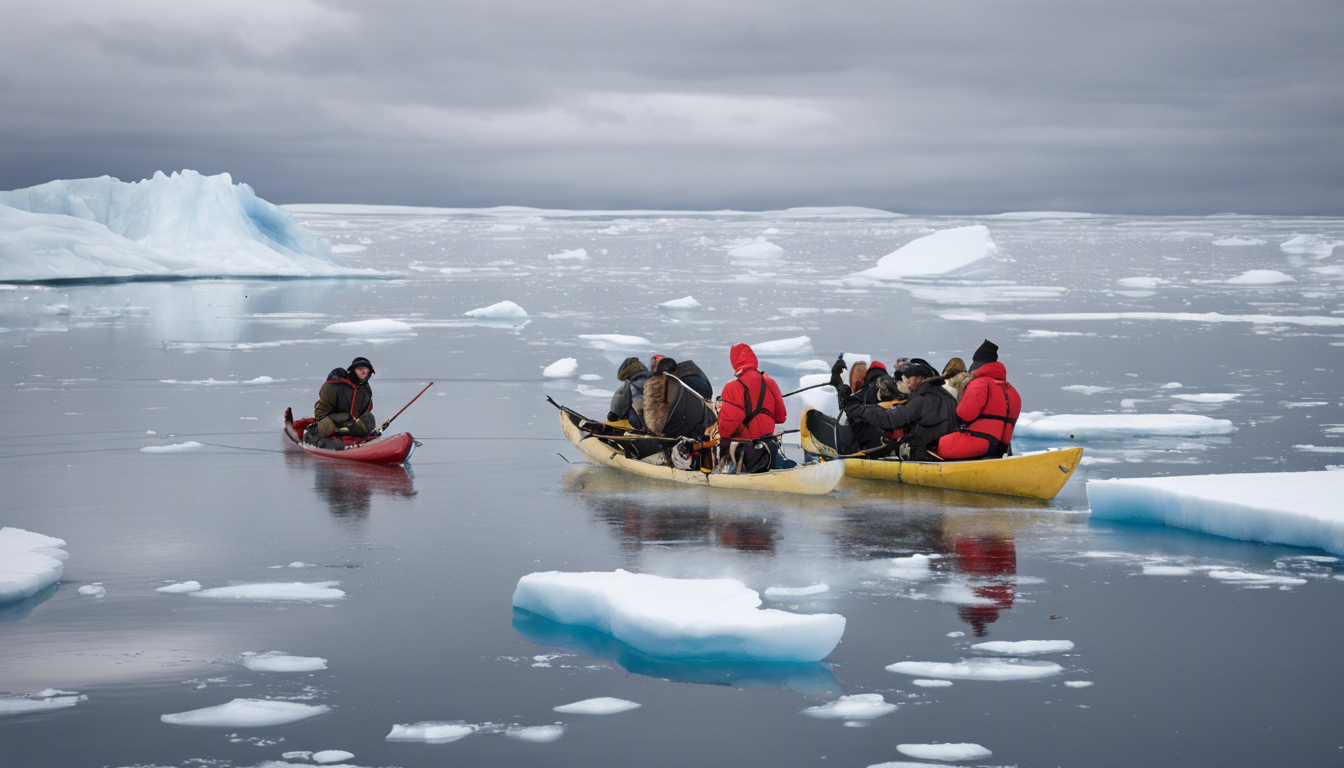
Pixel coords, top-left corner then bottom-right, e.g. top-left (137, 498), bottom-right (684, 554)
top-left (379, 382), bottom-right (434, 432)
top-left (781, 381), bottom-right (833, 398)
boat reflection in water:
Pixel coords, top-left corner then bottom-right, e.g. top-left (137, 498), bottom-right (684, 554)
top-left (286, 452), bottom-right (417, 521)
top-left (512, 608), bottom-right (840, 695)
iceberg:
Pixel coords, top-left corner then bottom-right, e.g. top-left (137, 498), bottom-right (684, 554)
top-left (512, 570), bottom-right (846, 663)
top-left (242, 652), bottom-right (328, 672)
top-left (751, 335), bottom-right (813, 358)
top-left (1015, 413), bottom-right (1236, 440)
top-left (851, 226), bottom-right (997, 279)
top-left (161, 698), bottom-right (329, 727)
top-left (659, 295), bottom-right (702, 309)
top-left (0, 528), bottom-right (68, 604)
top-left (543, 357), bottom-right (579, 378)
top-left (1086, 471), bottom-right (1344, 555)
top-left (728, 239), bottom-right (784, 258)
top-left (465, 300), bottom-right (528, 319)
top-left (0, 171), bottom-right (374, 281)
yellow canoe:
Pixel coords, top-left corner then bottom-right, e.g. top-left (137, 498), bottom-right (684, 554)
top-left (559, 408), bottom-right (845, 496)
top-left (799, 407), bottom-right (1082, 500)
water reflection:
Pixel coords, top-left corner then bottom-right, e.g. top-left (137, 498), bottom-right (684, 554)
top-left (0, 583), bottom-right (59, 623)
top-left (512, 608), bottom-right (840, 695)
top-left (949, 534), bottom-right (1016, 636)
top-left (285, 453), bottom-right (417, 521)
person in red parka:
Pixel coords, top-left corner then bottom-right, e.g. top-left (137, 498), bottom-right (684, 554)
top-left (937, 340), bottom-right (1022, 460)
top-left (717, 343), bottom-right (787, 473)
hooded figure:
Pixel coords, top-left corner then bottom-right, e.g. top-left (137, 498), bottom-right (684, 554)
top-left (607, 357), bottom-right (651, 429)
top-left (642, 356), bottom-right (716, 439)
top-left (309, 357), bottom-right (377, 447)
top-left (937, 340), bottom-right (1021, 460)
top-left (717, 343), bottom-right (788, 472)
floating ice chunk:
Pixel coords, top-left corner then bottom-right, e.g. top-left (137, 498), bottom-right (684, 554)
top-left (0, 693), bottom-right (86, 716)
top-left (852, 226), bottom-right (997, 279)
top-left (932, 584), bottom-right (997, 606)
top-left (575, 384), bottom-right (613, 398)
top-left (888, 554), bottom-right (934, 581)
top-left (1063, 385), bottom-right (1110, 395)
top-left (156, 581), bottom-right (201, 593)
top-left (1064, 680), bottom-right (1094, 688)
top-left (659, 296), bottom-right (701, 309)
top-left (941, 310), bottom-right (1344, 327)
top-left (1294, 445), bottom-right (1344, 453)
top-left (1087, 471), bottom-right (1344, 555)
top-left (242, 376), bottom-right (277, 384)
top-left (1025, 329), bottom-right (1094, 338)
top-left (867, 763), bottom-right (947, 768)
top-left (1206, 569), bottom-right (1307, 586)
top-left (543, 357), bottom-right (579, 379)
top-left (1225, 269), bottom-right (1293, 284)
top-left (547, 248), bottom-right (588, 261)
top-left (946, 631), bottom-right (965, 638)
top-left (897, 743), bottom-right (992, 761)
top-left (1280, 234), bottom-right (1343, 258)
top-left (553, 697), bottom-right (641, 715)
top-left (971, 640), bottom-right (1074, 655)
top-left (330, 244), bottom-right (366, 253)
top-left (912, 679), bottom-right (953, 687)
top-left (1117, 276), bottom-right (1165, 289)
top-left (0, 527), bottom-right (68, 604)
top-left (802, 693), bottom-right (897, 720)
top-left (1016, 413), bottom-right (1236, 440)
top-left (579, 373), bottom-right (602, 381)
top-left (386, 721), bottom-right (476, 743)
top-left (887, 659), bottom-right (1063, 681)
top-left (513, 570), bottom-right (845, 662)
top-left (312, 749), bottom-right (355, 763)
top-left (465, 300), bottom-right (528, 319)
top-left (764, 584), bottom-right (829, 600)
top-left (751, 335), bottom-right (813, 357)
top-left (189, 581), bottom-right (345, 601)
top-left (141, 441), bottom-right (204, 453)
top-left (288, 562), bottom-right (316, 568)
top-left (78, 583), bottom-right (105, 598)
top-left (505, 725), bottom-right (565, 742)
top-left (324, 319), bottom-right (414, 336)
top-left (1213, 236), bottom-right (1266, 246)
top-left (796, 373), bottom-right (837, 416)
top-left (1170, 393), bottom-right (1239, 405)
top-left (242, 652), bottom-right (328, 672)
top-left (161, 698), bottom-right (329, 727)
top-left (1142, 565), bottom-right (1194, 576)
top-left (1160, 382), bottom-right (1184, 389)
top-left (578, 334), bottom-right (653, 351)
top-left (728, 239), bottom-right (783, 258)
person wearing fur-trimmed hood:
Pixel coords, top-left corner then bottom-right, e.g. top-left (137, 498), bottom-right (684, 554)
top-left (307, 357), bottom-right (377, 448)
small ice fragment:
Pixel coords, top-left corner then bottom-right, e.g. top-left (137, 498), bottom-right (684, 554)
top-left (763, 583), bottom-right (829, 600)
top-left (1064, 681), bottom-right (1094, 688)
top-left (465, 300), bottom-right (528, 319)
top-left (189, 581), bottom-right (345, 601)
top-left (141, 441), bottom-right (203, 453)
top-left (1160, 382), bottom-right (1184, 389)
top-left (160, 698), bottom-right (329, 727)
top-left (323, 319), bottom-right (415, 335)
top-left (312, 749), bottom-right (355, 763)
top-left (547, 248), bottom-right (588, 261)
top-left (1212, 236), bottom-right (1266, 246)
top-left (1225, 269), bottom-right (1293, 284)
top-left (282, 751), bottom-right (312, 760)
top-left (896, 742), bottom-right (992, 761)
top-left (241, 376), bottom-right (276, 384)
top-left (659, 296), bottom-right (701, 309)
top-left (386, 721), bottom-right (476, 743)
top-left (579, 374), bottom-right (601, 381)
top-left (78, 583), bottom-right (106, 598)
top-left (505, 725), bottom-right (565, 742)
top-left (912, 679), bottom-right (953, 687)
top-left (971, 640), bottom-right (1074, 655)
top-left (553, 697), bottom-right (641, 715)
top-left (1117, 276), bottom-right (1165, 289)
top-left (946, 631), bottom-right (965, 638)
top-left (147, 430), bottom-right (156, 435)
top-left (1142, 565), bottom-right (1194, 576)
top-left (543, 358), bottom-right (579, 379)
top-left (156, 581), bottom-right (201, 593)
top-left (242, 652), bottom-right (328, 672)
top-left (888, 554), bottom-right (934, 580)
top-left (0, 693), bottom-right (86, 716)
top-left (1171, 393), bottom-right (1239, 403)
top-left (802, 694), bottom-right (897, 720)
top-left (1206, 570), bottom-right (1307, 586)
top-left (1063, 385), bottom-right (1110, 395)
top-left (886, 658), bottom-right (1063, 681)
top-left (288, 562), bottom-right (316, 568)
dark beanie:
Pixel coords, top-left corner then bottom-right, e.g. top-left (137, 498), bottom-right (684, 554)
top-left (349, 356), bottom-right (375, 374)
top-left (617, 356), bottom-right (646, 381)
top-left (969, 340), bottom-right (998, 371)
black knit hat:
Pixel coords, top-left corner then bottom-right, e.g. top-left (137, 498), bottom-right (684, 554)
top-left (349, 356), bottom-right (375, 375)
top-left (969, 340), bottom-right (998, 371)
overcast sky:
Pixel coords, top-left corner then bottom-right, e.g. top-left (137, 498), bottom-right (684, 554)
top-left (2, 0), bottom-right (1341, 213)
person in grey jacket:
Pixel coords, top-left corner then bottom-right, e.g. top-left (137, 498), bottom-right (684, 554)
top-left (607, 356), bottom-right (651, 429)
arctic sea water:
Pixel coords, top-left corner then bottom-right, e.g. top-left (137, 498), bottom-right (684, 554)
top-left (2, 204), bottom-right (1342, 767)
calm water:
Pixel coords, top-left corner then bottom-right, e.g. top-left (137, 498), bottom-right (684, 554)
top-left (2, 211), bottom-right (1342, 767)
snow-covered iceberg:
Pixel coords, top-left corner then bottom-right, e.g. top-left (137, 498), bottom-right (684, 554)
top-left (0, 171), bottom-right (375, 281)
top-left (1087, 471), bottom-right (1344, 555)
top-left (851, 226), bottom-right (997, 279)
top-left (0, 528), bottom-right (68, 604)
top-left (512, 570), bottom-right (846, 663)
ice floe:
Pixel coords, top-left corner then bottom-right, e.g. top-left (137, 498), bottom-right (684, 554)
top-left (542, 357), bottom-right (578, 378)
top-left (513, 570), bottom-right (845, 662)
top-left (1117, 276), bottom-right (1165, 289)
top-left (763, 584), bottom-right (829, 600)
top-left (751, 335), bottom-right (813, 357)
top-left (728, 239), bottom-right (783, 258)
top-left (506, 724), bottom-right (565, 742)
top-left (189, 581), bottom-right (346, 601)
top-left (1206, 569), bottom-right (1307, 586)
top-left (323, 319), bottom-right (415, 335)
top-left (1212, 236), bottom-right (1266, 246)
top-left (578, 334), bottom-right (653, 351)
top-left (78, 583), bottom-right (105, 598)
top-left (1064, 680), bottom-right (1094, 688)
top-left (0, 170), bottom-right (374, 281)
top-left (887, 554), bottom-right (935, 580)
top-left (161, 698), bottom-right (330, 727)
top-left (465, 300), bottom-right (528, 319)
top-left (553, 697), bottom-right (641, 715)
top-left (140, 441), bottom-right (205, 453)
top-left (1225, 269), bottom-right (1293, 284)
top-left (1087, 470), bottom-right (1344, 554)
top-left (242, 652), bottom-right (328, 672)
top-left (970, 640), bottom-right (1074, 655)
top-left (1280, 234), bottom-right (1343, 258)
top-left (886, 658), bottom-right (1063, 681)
top-left (942, 310), bottom-right (1344, 327)
top-left (386, 722), bottom-right (476, 743)
top-left (896, 742), bottom-right (992, 761)
top-left (547, 248), bottom-right (588, 261)
top-left (911, 679), bottom-right (953, 687)
top-left (0, 527), bottom-right (68, 604)
top-left (659, 296), bottom-right (701, 309)
top-left (0, 691), bottom-right (86, 716)
top-left (1016, 413), bottom-right (1236, 440)
top-left (312, 750), bottom-right (355, 763)
top-left (852, 226), bottom-right (997, 279)
top-left (1170, 393), bottom-right (1239, 403)
top-left (1062, 385), bottom-right (1110, 395)
top-left (156, 581), bottom-right (201, 593)
top-left (801, 693), bottom-right (897, 720)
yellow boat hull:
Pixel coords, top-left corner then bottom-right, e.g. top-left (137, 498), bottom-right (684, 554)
top-left (799, 407), bottom-right (1082, 500)
top-left (560, 410), bottom-right (844, 496)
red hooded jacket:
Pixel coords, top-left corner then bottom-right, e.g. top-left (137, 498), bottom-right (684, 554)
top-left (956, 361), bottom-right (1021, 446)
top-left (718, 343), bottom-right (787, 441)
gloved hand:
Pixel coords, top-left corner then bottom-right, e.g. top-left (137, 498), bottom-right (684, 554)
top-left (829, 358), bottom-right (847, 388)
top-left (834, 382), bottom-right (852, 410)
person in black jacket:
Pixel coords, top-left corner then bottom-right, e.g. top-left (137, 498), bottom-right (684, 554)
top-left (306, 356), bottom-right (376, 449)
top-left (607, 357), bottom-right (651, 429)
top-left (844, 359), bottom-right (959, 460)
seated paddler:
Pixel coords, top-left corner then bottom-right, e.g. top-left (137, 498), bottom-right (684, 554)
top-left (643, 356), bottom-right (716, 440)
top-left (607, 356), bottom-right (650, 430)
top-left (842, 358), bottom-right (958, 461)
top-left (717, 343), bottom-right (788, 473)
top-left (305, 356), bottom-right (377, 449)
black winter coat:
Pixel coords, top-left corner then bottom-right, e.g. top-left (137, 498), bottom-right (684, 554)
top-left (847, 378), bottom-right (958, 460)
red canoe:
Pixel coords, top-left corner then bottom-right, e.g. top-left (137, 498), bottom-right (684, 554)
top-left (283, 407), bottom-right (418, 466)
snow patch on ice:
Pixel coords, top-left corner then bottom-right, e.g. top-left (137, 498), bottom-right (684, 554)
top-left (189, 581), bottom-right (345, 601)
top-left (553, 697), bottom-right (641, 715)
top-left (852, 226), bottom-right (997, 279)
top-left (161, 698), bottom-right (329, 727)
top-left (543, 357), bottom-right (578, 379)
top-left (802, 693), bottom-right (897, 720)
top-left (971, 640), bottom-right (1074, 655)
top-left (242, 652), bottom-right (328, 672)
top-left (466, 300), bottom-right (528, 319)
top-left (0, 528), bottom-right (68, 604)
top-left (887, 658), bottom-right (1064, 681)
top-left (323, 319), bottom-right (415, 336)
top-left (896, 742), bottom-right (992, 761)
top-left (141, 441), bottom-right (204, 453)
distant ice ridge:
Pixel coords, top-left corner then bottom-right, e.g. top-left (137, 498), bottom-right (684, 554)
top-left (0, 527), bottom-right (68, 604)
top-left (851, 226), bottom-right (997, 279)
top-left (0, 691), bottom-right (87, 716)
top-left (543, 357), bottom-right (579, 378)
top-left (1015, 412), bottom-right (1235, 440)
top-left (1087, 471), bottom-right (1344, 555)
top-left (0, 171), bottom-right (376, 281)
top-left (512, 570), bottom-right (846, 662)
top-left (161, 698), bottom-right (330, 727)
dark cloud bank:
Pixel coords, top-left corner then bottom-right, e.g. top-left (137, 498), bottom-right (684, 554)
top-left (1, 0), bottom-right (1341, 213)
